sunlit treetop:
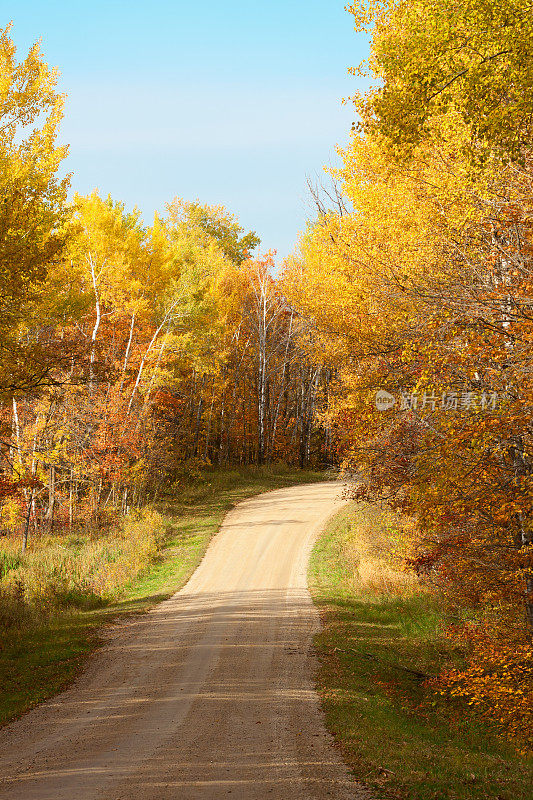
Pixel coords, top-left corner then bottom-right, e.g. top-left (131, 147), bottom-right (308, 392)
top-left (166, 198), bottom-right (260, 266)
top-left (0, 24), bottom-right (70, 396)
top-left (348, 0), bottom-right (533, 165)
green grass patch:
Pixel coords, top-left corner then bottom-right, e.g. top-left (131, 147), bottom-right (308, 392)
top-left (0, 465), bottom-right (324, 727)
top-left (309, 502), bottom-right (533, 800)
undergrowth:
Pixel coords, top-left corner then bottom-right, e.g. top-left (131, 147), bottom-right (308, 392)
top-left (0, 464), bottom-right (323, 726)
top-left (309, 502), bottom-right (533, 800)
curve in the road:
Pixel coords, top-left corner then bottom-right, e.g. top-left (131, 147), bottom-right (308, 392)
top-left (0, 482), bottom-right (371, 800)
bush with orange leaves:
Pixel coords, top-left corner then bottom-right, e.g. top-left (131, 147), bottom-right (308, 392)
top-left (437, 620), bottom-right (533, 752)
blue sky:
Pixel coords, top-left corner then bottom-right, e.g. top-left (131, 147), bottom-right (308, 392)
top-left (4, 1), bottom-right (369, 261)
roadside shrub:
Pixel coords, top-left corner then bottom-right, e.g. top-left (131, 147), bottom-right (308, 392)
top-left (0, 508), bottom-right (167, 628)
top-left (437, 619), bottom-right (533, 753)
top-left (340, 505), bottom-right (419, 596)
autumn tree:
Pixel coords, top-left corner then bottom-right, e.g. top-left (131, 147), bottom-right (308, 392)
top-left (281, 0), bottom-right (533, 750)
top-left (0, 25), bottom-right (70, 398)
top-left (167, 198), bottom-right (260, 265)
top-left (350, 0), bottom-right (533, 164)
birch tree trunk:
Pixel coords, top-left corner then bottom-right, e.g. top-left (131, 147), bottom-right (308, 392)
top-left (88, 252), bottom-right (101, 395)
top-left (21, 490), bottom-right (33, 555)
top-left (118, 311), bottom-right (136, 394)
top-left (46, 465), bottom-right (56, 534)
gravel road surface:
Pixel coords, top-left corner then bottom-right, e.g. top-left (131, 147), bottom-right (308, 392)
top-left (0, 482), bottom-right (371, 800)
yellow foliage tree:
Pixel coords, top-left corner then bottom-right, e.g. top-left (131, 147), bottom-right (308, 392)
top-left (0, 24), bottom-right (70, 398)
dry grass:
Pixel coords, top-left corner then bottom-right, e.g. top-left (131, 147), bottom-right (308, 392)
top-left (337, 504), bottom-right (419, 596)
top-left (0, 465), bottom-right (324, 727)
top-left (310, 502), bottom-right (533, 800)
top-left (0, 508), bottom-right (168, 625)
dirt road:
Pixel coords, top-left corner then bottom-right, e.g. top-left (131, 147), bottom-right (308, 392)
top-left (0, 482), bottom-right (370, 800)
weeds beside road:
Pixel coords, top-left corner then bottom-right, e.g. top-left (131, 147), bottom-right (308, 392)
top-left (0, 466), bottom-right (323, 726)
top-left (309, 502), bottom-right (533, 800)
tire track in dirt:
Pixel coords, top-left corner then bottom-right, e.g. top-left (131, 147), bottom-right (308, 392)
top-left (0, 482), bottom-right (372, 800)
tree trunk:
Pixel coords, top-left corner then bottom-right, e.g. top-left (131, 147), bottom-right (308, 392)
top-left (88, 252), bottom-right (101, 395)
top-left (21, 491), bottom-right (33, 555)
top-left (69, 469), bottom-right (74, 532)
top-left (118, 311), bottom-right (136, 394)
top-left (47, 465), bottom-right (56, 534)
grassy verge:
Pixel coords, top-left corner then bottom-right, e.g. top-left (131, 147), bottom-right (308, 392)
top-left (0, 465), bottom-right (324, 727)
top-left (309, 502), bottom-right (533, 800)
